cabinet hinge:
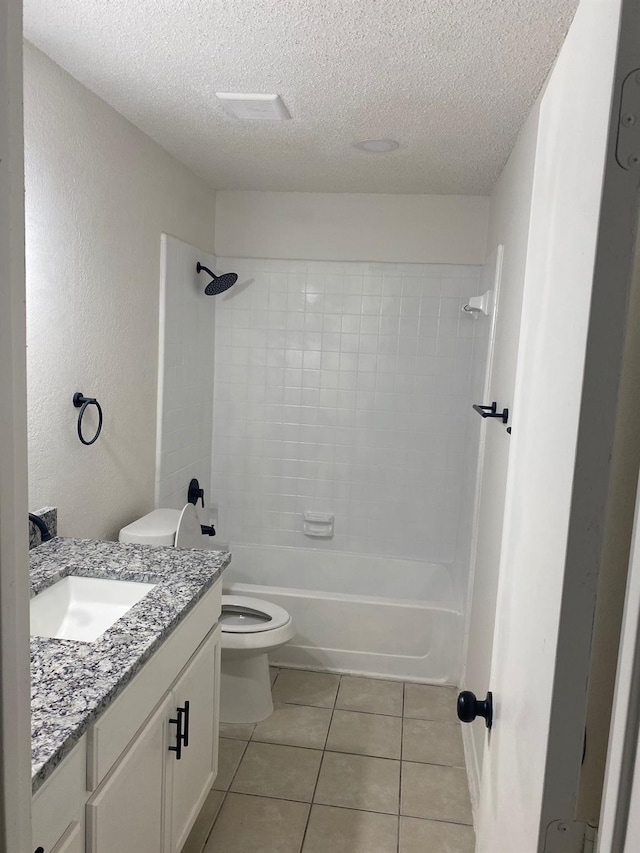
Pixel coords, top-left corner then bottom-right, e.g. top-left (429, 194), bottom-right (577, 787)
top-left (543, 820), bottom-right (598, 853)
top-left (616, 69), bottom-right (640, 170)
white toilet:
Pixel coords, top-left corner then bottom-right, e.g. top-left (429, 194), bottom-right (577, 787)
top-left (219, 594), bottom-right (294, 723)
top-left (119, 505), bottom-right (294, 724)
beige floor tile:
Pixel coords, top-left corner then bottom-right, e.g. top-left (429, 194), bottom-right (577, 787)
top-left (252, 702), bottom-right (332, 749)
top-left (213, 738), bottom-right (247, 791)
top-left (181, 789), bottom-right (225, 853)
top-left (269, 666), bottom-right (279, 685)
top-left (231, 741), bottom-right (322, 802)
top-left (204, 793), bottom-right (309, 853)
top-left (219, 721), bottom-right (255, 741)
top-left (326, 710), bottom-right (402, 759)
top-left (402, 719), bottom-right (465, 766)
top-left (399, 816), bottom-right (475, 853)
top-left (272, 669), bottom-right (340, 708)
top-left (302, 804), bottom-right (398, 853)
top-left (314, 751), bottom-right (400, 814)
top-left (403, 683), bottom-right (458, 722)
top-left (337, 675), bottom-right (403, 716)
top-left (401, 761), bottom-right (472, 824)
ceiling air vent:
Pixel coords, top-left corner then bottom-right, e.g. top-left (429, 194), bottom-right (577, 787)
top-left (215, 93), bottom-right (291, 121)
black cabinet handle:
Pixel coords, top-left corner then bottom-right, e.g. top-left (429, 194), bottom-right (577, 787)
top-left (180, 700), bottom-right (190, 748)
top-left (34, 848), bottom-right (45, 853)
top-left (457, 690), bottom-right (493, 729)
top-left (169, 707), bottom-right (184, 759)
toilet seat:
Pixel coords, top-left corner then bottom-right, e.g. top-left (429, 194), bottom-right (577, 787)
top-left (220, 595), bottom-right (290, 633)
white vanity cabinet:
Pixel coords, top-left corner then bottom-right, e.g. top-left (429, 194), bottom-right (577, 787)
top-left (32, 578), bottom-right (222, 853)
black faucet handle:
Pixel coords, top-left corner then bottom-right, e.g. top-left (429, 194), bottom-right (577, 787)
top-left (200, 525), bottom-right (216, 537)
top-left (188, 478), bottom-right (205, 507)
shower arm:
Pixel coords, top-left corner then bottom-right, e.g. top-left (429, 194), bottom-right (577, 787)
top-left (196, 262), bottom-right (215, 277)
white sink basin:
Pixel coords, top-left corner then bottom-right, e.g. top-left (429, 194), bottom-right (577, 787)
top-left (30, 575), bottom-right (156, 642)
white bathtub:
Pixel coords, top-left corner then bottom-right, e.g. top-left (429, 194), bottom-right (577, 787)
top-left (222, 544), bottom-right (463, 684)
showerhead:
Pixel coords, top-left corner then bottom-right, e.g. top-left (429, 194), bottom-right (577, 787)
top-left (196, 262), bottom-right (239, 295)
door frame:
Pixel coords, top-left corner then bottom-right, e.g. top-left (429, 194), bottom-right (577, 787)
top-left (0, 1), bottom-right (32, 851)
top-left (598, 474), bottom-right (640, 851)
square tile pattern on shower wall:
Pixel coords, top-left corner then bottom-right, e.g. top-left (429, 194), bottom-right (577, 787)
top-left (212, 258), bottom-right (485, 562)
top-left (184, 668), bottom-right (474, 853)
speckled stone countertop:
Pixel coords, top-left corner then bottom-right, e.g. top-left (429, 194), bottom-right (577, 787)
top-left (30, 537), bottom-right (230, 793)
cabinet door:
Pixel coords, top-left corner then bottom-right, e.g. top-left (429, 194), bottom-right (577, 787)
top-left (168, 627), bottom-right (220, 853)
top-left (50, 821), bottom-right (83, 853)
top-left (86, 695), bottom-right (171, 853)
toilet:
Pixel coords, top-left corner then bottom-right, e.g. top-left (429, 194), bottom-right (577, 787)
top-left (219, 594), bottom-right (294, 723)
top-left (119, 504), bottom-right (295, 724)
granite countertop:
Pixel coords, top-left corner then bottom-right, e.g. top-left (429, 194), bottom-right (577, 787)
top-left (30, 537), bottom-right (230, 793)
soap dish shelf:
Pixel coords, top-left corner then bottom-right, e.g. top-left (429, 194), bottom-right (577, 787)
top-left (303, 512), bottom-right (334, 538)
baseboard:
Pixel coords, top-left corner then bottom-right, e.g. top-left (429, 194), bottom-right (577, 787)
top-left (462, 722), bottom-right (481, 824)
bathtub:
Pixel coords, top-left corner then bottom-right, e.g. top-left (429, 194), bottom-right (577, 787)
top-left (222, 544), bottom-right (463, 684)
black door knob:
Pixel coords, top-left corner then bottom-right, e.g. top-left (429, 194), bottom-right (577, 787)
top-left (457, 690), bottom-right (493, 729)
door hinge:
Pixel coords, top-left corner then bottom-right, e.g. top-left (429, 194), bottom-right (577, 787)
top-left (543, 820), bottom-right (597, 853)
top-left (616, 69), bottom-right (640, 170)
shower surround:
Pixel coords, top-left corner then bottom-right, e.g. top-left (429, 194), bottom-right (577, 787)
top-left (156, 248), bottom-right (488, 679)
top-left (211, 258), bottom-right (486, 633)
top-left (212, 258), bottom-right (489, 684)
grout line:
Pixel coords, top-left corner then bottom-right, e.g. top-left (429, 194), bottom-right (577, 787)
top-left (332, 705), bottom-right (404, 719)
top-left (298, 673), bottom-right (341, 851)
top-left (199, 789), bottom-right (228, 853)
top-left (278, 699), bottom-right (366, 711)
top-left (220, 788), bottom-right (402, 817)
top-left (398, 680), bottom-right (406, 853)
top-left (208, 787), bottom-right (474, 826)
top-left (223, 736), bottom-right (251, 794)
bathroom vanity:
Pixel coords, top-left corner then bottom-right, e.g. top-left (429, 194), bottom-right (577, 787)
top-left (29, 537), bottom-right (230, 853)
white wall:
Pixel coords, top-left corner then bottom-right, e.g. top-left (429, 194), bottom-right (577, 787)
top-left (461, 102), bottom-right (541, 807)
top-left (23, 43), bottom-right (217, 541)
top-left (156, 236), bottom-right (217, 510)
top-left (211, 257), bottom-right (483, 568)
top-left (215, 191), bottom-right (489, 265)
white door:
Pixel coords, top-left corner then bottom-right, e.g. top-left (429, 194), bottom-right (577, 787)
top-left (475, 1), bottom-right (640, 851)
top-left (168, 628), bottom-right (220, 853)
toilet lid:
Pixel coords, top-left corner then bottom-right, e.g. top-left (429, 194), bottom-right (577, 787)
top-left (220, 595), bottom-right (290, 633)
top-left (175, 503), bottom-right (203, 549)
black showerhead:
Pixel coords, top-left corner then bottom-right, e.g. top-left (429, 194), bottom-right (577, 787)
top-left (196, 262), bottom-right (238, 295)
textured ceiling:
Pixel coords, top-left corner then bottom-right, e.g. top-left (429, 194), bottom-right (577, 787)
top-left (23, 0), bottom-right (578, 195)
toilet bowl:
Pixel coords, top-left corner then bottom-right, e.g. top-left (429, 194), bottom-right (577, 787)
top-left (118, 505), bottom-right (294, 725)
top-left (220, 595), bottom-right (295, 723)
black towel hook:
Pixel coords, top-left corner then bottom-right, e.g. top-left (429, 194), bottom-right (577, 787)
top-left (73, 392), bottom-right (103, 445)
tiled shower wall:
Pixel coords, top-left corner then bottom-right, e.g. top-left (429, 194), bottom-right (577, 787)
top-left (211, 258), bottom-right (484, 563)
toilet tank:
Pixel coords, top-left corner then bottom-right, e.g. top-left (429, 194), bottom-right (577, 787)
top-left (118, 508), bottom-right (181, 547)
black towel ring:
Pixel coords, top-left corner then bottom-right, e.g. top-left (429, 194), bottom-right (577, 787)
top-left (73, 392), bottom-right (103, 445)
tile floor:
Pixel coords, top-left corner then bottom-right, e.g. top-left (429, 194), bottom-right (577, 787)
top-left (184, 668), bottom-right (475, 853)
